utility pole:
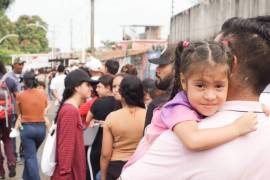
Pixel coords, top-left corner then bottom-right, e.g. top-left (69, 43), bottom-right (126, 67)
top-left (90, 0), bottom-right (95, 49)
top-left (52, 25), bottom-right (56, 59)
top-left (70, 18), bottom-right (73, 51)
top-left (171, 0), bottom-right (174, 16)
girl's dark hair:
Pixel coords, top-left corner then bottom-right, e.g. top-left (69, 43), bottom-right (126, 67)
top-left (120, 64), bottom-right (138, 76)
top-left (0, 61), bottom-right (7, 74)
top-left (221, 16), bottom-right (270, 94)
top-left (23, 71), bottom-right (39, 89)
top-left (54, 87), bottom-right (76, 123)
top-left (119, 75), bottom-right (145, 108)
top-left (171, 41), bottom-right (233, 99)
top-left (99, 74), bottom-right (114, 90)
top-left (24, 78), bottom-right (39, 89)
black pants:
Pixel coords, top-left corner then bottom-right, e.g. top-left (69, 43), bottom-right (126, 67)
top-left (107, 161), bottom-right (127, 180)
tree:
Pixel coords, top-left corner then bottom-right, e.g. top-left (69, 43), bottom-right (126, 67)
top-left (0, 0), bottom-right (14, 11)
top-left (15, 15), bottom-right (49, 53)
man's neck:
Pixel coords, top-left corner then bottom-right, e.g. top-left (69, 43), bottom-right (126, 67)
top-left (227, 87), bottom-right (259, 101)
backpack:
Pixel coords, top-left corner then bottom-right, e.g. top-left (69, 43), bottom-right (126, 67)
top-left (41, 122), bottom-right (57, 176)
top-left (0, 75), bottom-right (13, 127)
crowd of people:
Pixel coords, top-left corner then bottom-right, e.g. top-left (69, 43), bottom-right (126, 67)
top-left (0, 15), bottom-right (269, 180)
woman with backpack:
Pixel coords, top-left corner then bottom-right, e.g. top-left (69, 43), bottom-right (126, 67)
top-left (51, 69), bottom-right (92, 180)
top-left (0, 61), bottom-right (16, 179)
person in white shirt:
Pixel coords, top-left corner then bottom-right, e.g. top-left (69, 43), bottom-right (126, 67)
top-left (50, 64), bottom-right (66, 105)
top-left (120, 16), bottom-right (270, 180)
top-left (260, 84), bottom-right (270, 107)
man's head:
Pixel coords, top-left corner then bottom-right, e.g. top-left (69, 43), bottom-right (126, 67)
top-left (86, 57), bottom-right (104, 77)
top-left (149, 46), bottom-right (175, 91)
top-left (96, 75), bottom-right (114, 97)
top-left (57, 64), bottom-right (65, 73)
top-left (217, 16), bottom-right (270, 97)
top-left (12, 57), bottom-right (25, 74)
top-left (105, 60), bottom-right (119, 75)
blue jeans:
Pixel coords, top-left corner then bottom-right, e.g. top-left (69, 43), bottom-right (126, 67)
top-left (20, 123), bottom-right (46, 180)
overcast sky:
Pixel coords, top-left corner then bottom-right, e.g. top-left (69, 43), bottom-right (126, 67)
top-left (6, 0), bottom-right (197, 51)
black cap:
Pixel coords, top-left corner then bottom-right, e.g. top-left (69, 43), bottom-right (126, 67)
top-left (23, 71), bottom-right (35, 80)
top-left (13, 57), bottom-right (26, 65)
top-left (148, 46), bottom-right (175, 65)
top-left (64, 69), bottom-right (91, 88)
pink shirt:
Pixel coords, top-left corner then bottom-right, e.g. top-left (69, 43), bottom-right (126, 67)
top-left (124, 92), bottom-right (201, 169)
top-left (121, 101), bottom-right (270, 180)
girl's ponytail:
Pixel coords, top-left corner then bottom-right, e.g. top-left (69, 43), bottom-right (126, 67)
top-left (54, 87), bottom-right (75, 123)
top-left (170, 41), bottom-right (185, 99)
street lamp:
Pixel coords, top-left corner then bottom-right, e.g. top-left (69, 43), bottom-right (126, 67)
top-left (0, 34), bottom-right (18, 44)
top-left (27, 22), bottom-right (48, 31)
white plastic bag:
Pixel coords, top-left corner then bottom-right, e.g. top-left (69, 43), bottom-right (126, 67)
top-left (41, 123), bottom-right (57, 176)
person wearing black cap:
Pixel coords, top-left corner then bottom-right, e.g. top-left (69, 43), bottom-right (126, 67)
top-left (15, 71), bottom-right (48, 180)
top-left (52, 69), bottom-right (92, 180)
top-left (144, 46), bottom-right (175, 129)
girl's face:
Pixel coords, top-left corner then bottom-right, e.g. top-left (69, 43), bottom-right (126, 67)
top-left (77, 82), bottom-right (92, 99)
top-left (113, 76), bottom-right (123, 101)
top-left (181, 64), bottom-right (229, 116)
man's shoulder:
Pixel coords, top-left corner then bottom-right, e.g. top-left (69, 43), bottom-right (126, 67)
top-left (5, 71), bottom-right (17, 80)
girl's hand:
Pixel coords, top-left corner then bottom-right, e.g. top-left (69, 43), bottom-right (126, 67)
top-left (44, 116), bottom-right (51, 129)
top-left (262, 104), bottom-right (270, 117)
top-left (233, 112), bottom-right (258, 136)
top-left (89, 119), bottom-right (95, 128)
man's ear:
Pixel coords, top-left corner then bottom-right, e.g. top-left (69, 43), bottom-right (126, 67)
top-left (180, 73), bottom-right (187, 91)
top-left (231, 55), bottom-right (238, 77)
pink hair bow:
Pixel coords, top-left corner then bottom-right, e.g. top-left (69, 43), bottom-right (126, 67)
top-left (183, 41), bottom-right (190, 48)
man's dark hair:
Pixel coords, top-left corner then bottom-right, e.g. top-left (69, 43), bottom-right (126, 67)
top-left (105, 60), bottom-right (119, 75)
top-left (57, 64), bottom-right (65, 73)
top-left (220, 16), bottom-right (270, 94)
top-left (99, 75), bottom-right (114, 90)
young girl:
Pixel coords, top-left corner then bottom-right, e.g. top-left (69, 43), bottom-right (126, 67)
top-left (123, 41), bottom-right (258, 169)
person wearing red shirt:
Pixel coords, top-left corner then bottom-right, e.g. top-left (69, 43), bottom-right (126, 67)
top-left (51, 69), bottom-right (92, 180)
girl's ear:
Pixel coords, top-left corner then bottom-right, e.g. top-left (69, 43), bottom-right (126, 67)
top-left (180, 73), bottom-right (187, 91)
top-left (74, 85), bottom-right (80, 93)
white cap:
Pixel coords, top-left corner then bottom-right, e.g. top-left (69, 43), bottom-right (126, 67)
top-left (86, 57), bottom-right (103, 72)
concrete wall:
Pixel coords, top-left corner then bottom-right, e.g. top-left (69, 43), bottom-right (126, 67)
top-left (169, 0), bottom-right (270, 42)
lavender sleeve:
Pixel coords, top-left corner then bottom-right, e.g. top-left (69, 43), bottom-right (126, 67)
top-left (160, 105), bottom-right (201, 130)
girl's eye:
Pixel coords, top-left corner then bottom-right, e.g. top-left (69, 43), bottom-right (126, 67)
top-left (216, 84), bottom-right (225, 89)
top-left (195, 84), bottom-right (204, 88)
